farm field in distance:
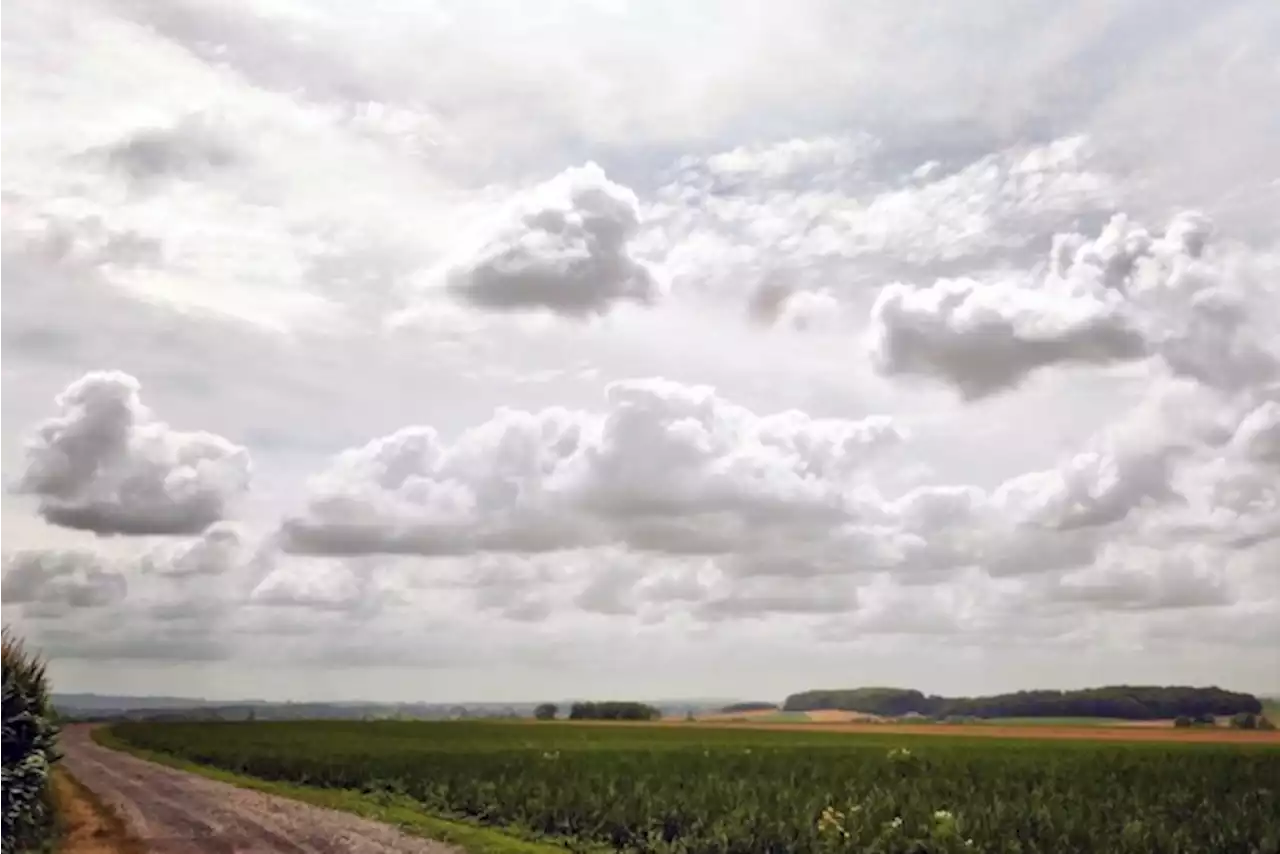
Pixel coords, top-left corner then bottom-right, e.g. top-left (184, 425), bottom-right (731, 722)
top-left (686, 710), bottom-right (1234, 730)
top-left (107, 719), bottom-right (1280, 854)
top-left (664, 718), bottom-right (1280, 743)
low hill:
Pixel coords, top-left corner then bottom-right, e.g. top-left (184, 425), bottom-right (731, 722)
top-left (52, 696), bottom-right (538, 722)
top-left (782, 686), bottom-right (1263, 721)
top-left (51, 693), bottom-right (238, 711)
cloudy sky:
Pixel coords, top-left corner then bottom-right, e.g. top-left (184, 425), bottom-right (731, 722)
top-left (3, 0), bottom-right (1279, 704)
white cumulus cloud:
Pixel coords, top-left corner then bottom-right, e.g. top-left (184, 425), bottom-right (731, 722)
top-left (12, 370), bottom-right (251, 535)
top-left (421, 162), bottom-right (657, 317)
top-left (281, 378), bottom-right (902, 558)
top-left (137, 521), bottom-right (251, 577)
top-left (865, 209), bottom-right (1277, 400)
top-left (868, 274), bottom-right (1147, 399)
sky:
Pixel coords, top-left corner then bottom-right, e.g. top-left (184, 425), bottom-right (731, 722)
top-left (2, 0), bottom-right (1279, 704)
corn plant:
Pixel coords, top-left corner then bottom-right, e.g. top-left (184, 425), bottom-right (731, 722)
top-left (2, 629), bottom-right (60, 854)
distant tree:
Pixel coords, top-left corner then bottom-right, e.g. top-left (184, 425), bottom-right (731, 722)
top-left (719, 702), bottom-right (779, 714)
top-left (1259, 716), bottom-right (1277, 731)
top-left (1173, 715), bottom-right (1193, 728)
top-left (782, 685), bottom-right (1264, 721)
top-left (1230, 712), bottom-right (1258, 730)
top-left (567, 701), bottom-right (660, 721)
top-left (534, 703), bottom-right (558, 721)
top-left (1195, 712), bottom-right (1216, 726)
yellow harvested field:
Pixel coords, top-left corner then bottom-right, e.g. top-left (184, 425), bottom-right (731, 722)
top-left (803, 710), bottom-right (886, 723)
top-left (686, 708), bottom-right (888, 723)
top-left (645, 709), bottom-right (1280, 744)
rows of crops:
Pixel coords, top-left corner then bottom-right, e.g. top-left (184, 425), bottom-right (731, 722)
top-left (110, 720), bottom-right (1280, 854)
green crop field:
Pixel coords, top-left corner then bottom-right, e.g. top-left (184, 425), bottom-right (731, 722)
top-left (108, 720), bottom-right (1280, 854)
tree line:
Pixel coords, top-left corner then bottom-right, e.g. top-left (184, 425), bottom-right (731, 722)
top-left (1174, 711), bottom-right (1275, 730)
top-left (719, 702), bottom-right (779, 714)
top-left (781, 685), bottom-right (1264, 720)
top-left (533, 701), bottom-right (661, 721)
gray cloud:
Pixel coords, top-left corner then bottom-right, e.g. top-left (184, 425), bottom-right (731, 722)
top-left (1048, 549), bottom-right (1236, 612)
top-left (138, 521), bottom-right (249, 578)
top-left (1160, 288), bottom-right (1280, 393)
top-left (11, 371), bottom-right (251, 535)
top-left (3, 524), bottom-right (275, 663)
top-left (864, 208), bottom-right (1280, 401)
top-left (1, 549), bottom-right (127, 609)
top-left (868, 275), bottom-right (1147, 399)
top-left (95, 114), bottom-right (238, 184)
top-left (31, 626), bottom-right (235, 663)
top-left (695, 576), bottom-right (859, 622)
top-left (431, 163), bottom-right (657, 317)
top-left (248, 555), bottom-right (393, 616)
top-left (573, 563), bottom-right (643, 617)
top-left (1026, 447), bottom-right (1186, 532)
top-left (1232, 400), bottom-right (1280, 465)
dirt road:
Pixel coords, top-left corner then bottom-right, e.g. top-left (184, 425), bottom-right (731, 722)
top-left (59, 726), bottom-right (459, 854)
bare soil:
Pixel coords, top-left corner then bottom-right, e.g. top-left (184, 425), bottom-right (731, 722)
top-left (59, 725), bottom-right (460, 854)
top-left (53, 768), bottom-right (144, 854)
top-left (688, 709), bottom-right (886, 724)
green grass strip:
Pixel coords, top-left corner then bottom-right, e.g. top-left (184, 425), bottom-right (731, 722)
top-left (91, 726), bottom-right (573, 854)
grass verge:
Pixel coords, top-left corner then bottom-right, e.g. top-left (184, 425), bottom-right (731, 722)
top-left (91, 727), bottom-right (573, 854)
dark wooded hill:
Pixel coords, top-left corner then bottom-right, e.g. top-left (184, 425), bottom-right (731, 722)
top-left (781, 685), bottom-right (1263, 720)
